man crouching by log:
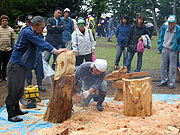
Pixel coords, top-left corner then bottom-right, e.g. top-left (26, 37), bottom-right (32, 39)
top-left (5, 16), bottom-right (68, 122)
top-left (74, 59), bottom-right (108, 111)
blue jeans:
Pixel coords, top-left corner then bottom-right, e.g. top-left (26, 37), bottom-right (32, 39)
top-left (108, 29), bottom-right (114, 39)
top-left (126, 51), bottom-right (143, 73)
top-left (114, 46), bottom-right (128, 66)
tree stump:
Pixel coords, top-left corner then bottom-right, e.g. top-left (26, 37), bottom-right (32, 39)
top-left (123, 77), bottom-right (152, 117)
top-left (44, 75), bottom-right (75, 123)
top-left (44, 50), bottom-right (76, 123)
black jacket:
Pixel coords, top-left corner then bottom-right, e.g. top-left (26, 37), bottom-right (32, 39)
top-left (126, 24), bottom-right (150, 52)
top-left (46, 17), bottom-right (65, 48)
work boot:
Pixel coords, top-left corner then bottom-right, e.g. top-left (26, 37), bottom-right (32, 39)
top-left (96, 91), bottom-right (106, 111)
top-left (15, 102), bottom-right (28, 116)
top-left (6, 105), bottom-right (23, 122)
top-left (37, 79), bottom-right (46, 92)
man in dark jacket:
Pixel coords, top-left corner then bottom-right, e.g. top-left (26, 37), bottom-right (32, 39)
top-left (5, 16), bottom-right (67, 122)
top-left (126, 14), bottom-right (150, 73)
top-left (45, 7), bottom-right (65, 70)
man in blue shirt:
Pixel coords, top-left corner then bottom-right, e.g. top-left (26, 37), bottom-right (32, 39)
top-left (5, 16), bottom-right (67, 122)
top-left (61, 8), bottom-right (74, 50)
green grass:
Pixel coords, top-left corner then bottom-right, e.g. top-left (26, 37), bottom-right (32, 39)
top-left (95, 36), bottom-right (161, 72)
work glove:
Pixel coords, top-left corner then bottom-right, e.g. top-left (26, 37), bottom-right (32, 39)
top-left (80, 90), bottom-right (90, 99)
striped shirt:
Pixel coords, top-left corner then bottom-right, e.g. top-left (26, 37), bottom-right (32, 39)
top-left (0, 26), bottom-right (15, 51)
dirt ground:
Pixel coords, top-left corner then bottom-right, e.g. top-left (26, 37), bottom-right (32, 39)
top-left (0, 69), bottom-right (180, 108)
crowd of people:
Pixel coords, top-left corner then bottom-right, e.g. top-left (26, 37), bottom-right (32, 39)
top-left (0, 6), bottom-right (180, 122)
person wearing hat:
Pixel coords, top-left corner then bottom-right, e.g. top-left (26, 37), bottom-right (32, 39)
top-left (20, 15), bottom-right (46, 91)
top-left (157, 15), bottom-right (180, 89)
top-left (72, 18), bottom-right (96, 66)
top-left (61, 8), bottom-right (74, 50)
top-left (74, 59), bottom-right (108, 111)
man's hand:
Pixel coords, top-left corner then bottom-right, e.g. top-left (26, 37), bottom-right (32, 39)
top-left (80, 90), bottom-right (90, 99)
top-left (56, 48), bottom-right (68, 55)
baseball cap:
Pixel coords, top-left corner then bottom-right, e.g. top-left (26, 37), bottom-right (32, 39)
top-left (25, 15), bottom-right (33, 22)
top-left (64, 8), bottom-right (70, 13)
top-left (167, 15), bottom-right (177, 22)
top-left (77, 19), bottom-right (85, 26)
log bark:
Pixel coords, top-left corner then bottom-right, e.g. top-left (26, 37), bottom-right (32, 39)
top-left (123, 77), bottom-right (152, 117)
top-left (44, 75), bottom-right (75, 123)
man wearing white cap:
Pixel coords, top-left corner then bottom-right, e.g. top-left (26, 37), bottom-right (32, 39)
top-left (74, 59), bottom-right (108, 111)
top-left (61, 8), bottom-right (74, 50)
top-left (157, 15), bottom-right (180, 89)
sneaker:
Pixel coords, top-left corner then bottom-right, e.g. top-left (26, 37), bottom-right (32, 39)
top-left (107, 39), bottom-right (112, 42)
top-left (114, 66), bottom-right (118, 70)
top-left (157, 82), bottom-right (168, 87)
top-left (169, 85), bottom-right (175, 89)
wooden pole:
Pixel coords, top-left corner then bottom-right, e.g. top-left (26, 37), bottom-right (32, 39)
top-left (44, 75), bottom-right (75, 123)
top-left (123, 77), bottom-right (152, 117)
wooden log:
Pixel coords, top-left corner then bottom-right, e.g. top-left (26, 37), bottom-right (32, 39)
top-left (123, 77), bottom-right (152, 117)
top-left (114, 88), bottom-right (123, 101)
top-left (112, 80), bottom-right (124, 89)
top-left (113, 80), bottom-right (124, 101)
top-left (105, 72), bottom-right (149, 81)
top-left (176, 67), bottom-right (180, 82)
top-left (44, 75), bottom-right (75, 123)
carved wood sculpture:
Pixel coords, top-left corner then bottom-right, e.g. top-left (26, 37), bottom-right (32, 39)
top-left (44, 51), bottom-right (76, 123)
top-left (105, 66), bottom-right (149, 101)
top-left (122, 77), bottom-right (152, 116)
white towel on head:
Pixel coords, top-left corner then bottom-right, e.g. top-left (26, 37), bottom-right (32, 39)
top-left (91, 59), bottom-right (107, 72)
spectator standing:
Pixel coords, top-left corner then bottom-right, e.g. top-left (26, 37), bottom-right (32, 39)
top-left (114, 14), bottom-right (131, 69)
top-left (72, 18), bottom-right (96, 66)
top-left (107, 15), bottom-right (115, 42)
top-left (61, 8), bottom-right (74, 50)
top-left (88, 17), bottom-right (96, 41)
top-left (0, 15), bottom-right (15, 81)
top-left (157, 15), bottom-right (180, 89)
top-left (5, 16), bottom-right (68, 122)
top-left (45, 7), bottom-right (65, 70)
top-left (97, 16), bottom-right (106, 38)
top-left (126, 14), bottom-right (150, 73)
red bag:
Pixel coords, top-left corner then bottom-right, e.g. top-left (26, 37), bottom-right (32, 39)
top-left (137, 40), bottom-right (144, 53)
top-left (92, 53), bottom-right (96, 62)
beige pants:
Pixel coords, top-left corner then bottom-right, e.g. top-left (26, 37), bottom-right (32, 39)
top-left (65, 41), bottom-right (72, 50)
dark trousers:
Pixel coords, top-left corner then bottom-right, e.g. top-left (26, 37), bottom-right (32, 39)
top-left (76, 53), bottom-right (92, 66)
top-left (26, 58), bottom-right (44, 82)
top-left (5, 61), bottom-right (26, 106)
top-left (0, 50), bottom-right (12, 78)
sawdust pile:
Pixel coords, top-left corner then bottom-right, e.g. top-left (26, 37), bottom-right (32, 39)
top-left (37, 100), bottom-right (180, 135)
